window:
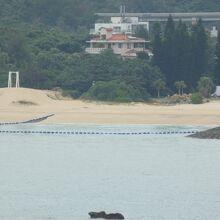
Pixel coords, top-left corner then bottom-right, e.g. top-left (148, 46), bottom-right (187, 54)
top-left (139, 43), bottom-right (145, 49)
top-left (101, 35), bottom-right (106, 40)
top-left (134, 43), bottom-right (138, 48)
top-left (118, 43), bottom-right (122, 48)
top-left (93, 43), bottom-right (105, 48)
top-left (134, 43), bottom-right (145, 49)
top-left (127, 25), bottom-right (131, 31)
top-left (113, 27), bottom-right (121, 33)
top-left (127, 43), bottom-right (131, 49)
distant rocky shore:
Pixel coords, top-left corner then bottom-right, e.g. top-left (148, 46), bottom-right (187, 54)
top-left (189, 127), bottom-right (220, 139)
top-left (89, 211), bottom-right (124, 219)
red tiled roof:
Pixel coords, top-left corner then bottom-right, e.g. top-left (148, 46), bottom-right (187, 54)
top-left (108, 34), bottom-right (129, 41)
top-left (129, 37), bottom-right (145, 41)
top-left (90, 34), bottom-right (146, 42)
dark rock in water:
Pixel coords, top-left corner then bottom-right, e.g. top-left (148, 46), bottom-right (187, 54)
top-left (105, 213), bottom-right (124, 219)
top-left (188, 127), bottom-right (220, 139)
top-left (89, 211), bottom-right (125, 219)
top-left (89, 211), bottom-right (106, 218)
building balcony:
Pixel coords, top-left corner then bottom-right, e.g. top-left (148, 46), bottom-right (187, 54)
top-left (85, 47), bottom-right (106, 54)
top-left (133, 48), bottom-right (145, 52)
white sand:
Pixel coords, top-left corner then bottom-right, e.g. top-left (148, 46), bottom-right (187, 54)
top-left (0, 87), bottom-right (220, 125)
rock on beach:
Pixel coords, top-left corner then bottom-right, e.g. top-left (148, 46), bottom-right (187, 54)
top-left (189, 127), bottom-right (220, 139)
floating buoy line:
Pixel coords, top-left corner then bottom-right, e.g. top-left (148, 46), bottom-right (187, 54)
top-left (0, 114), bottom-right (199, 136)
top-left (0, 130), bottom-right (198, 136)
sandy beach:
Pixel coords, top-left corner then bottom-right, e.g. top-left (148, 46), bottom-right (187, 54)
top-left (0, 87), bottom-right (220, 125)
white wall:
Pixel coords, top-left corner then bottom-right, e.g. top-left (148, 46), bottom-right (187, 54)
top-left (95, 23), bottom-right (149, 34)
top-left (111, 17), bottom-right (139, 24)
top-left (94, 17), bottom-right (149, 34)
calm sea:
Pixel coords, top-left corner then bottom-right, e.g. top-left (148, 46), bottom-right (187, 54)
top-left (0, 124), bottom-right (220, 220)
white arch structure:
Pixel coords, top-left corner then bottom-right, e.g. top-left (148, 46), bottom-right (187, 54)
top-left (8, 71), bottom-right (20, 88)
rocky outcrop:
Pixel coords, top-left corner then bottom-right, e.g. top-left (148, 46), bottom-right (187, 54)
top-left (89, 211), bottom-right (125, 219)
top-left (188, 127), bottom-right (220, 139)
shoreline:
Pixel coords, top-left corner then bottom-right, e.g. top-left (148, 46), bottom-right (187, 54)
top-left (0, 88), bottom-right (220, 125)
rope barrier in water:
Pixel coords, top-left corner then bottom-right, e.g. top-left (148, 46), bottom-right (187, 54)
top-left (0, 130), bottom-right (198, 135)
top-left (0, 114), bottom-right (54, 126)
top-left (0, 114), bottom-right (199, 136)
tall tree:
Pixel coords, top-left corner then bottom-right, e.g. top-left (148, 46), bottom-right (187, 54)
top-left (190, 19), bottom-right (208, 88)
top-left (162, 15), bottom-right (175, 89)
top-left (214, 31), bottom-right (220, 85)
top-left (153, 79), bottom-right (166, 97)
top-left (152, 23), bottom-right (163, 69)
top-left (173, 21), bottom-right (191, 87)
top-left (175, 80), bottom-right (187, 95)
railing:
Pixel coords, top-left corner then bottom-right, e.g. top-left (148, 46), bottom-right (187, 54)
top-left (85, 48), bottom-right (106, 54)
top-left (133, 48), bottom-right (145, 52)
top-left (85, 47), bottom-right (146, 56)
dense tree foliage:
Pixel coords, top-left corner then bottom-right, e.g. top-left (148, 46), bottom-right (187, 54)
top-left (1, 0), bottom-right (220, 30)
top-left (197, 76), bottom-right (215, 97)
top-left (0, 26), bottom-right (162, 101)
top-left (214, 32), bottom-right (220, 84)
top-left (152, 18), bottom-right (212, 91)
top-left (0, 0), bottom-right (220, 101)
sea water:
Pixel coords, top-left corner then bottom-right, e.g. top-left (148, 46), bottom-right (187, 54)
top-left (0, 124), bottom-right (220, 220)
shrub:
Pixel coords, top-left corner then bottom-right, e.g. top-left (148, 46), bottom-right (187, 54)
top-left (62, 89), bottom-right (81, 99)
top-left (191, 92), bottom-right (203, 104)
top-left (197, 77), bottom-right (215, 98)
top-left (81, 81), bottom-right (149, 102)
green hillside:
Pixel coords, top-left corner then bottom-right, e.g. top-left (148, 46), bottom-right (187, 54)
top-left (1, 0), bottom-right (220, 29)
top-left (0, 0), bottom-right (220, 102)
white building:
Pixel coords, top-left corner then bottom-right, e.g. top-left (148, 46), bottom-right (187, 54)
top-left (210, 26), bottom-right (218, 38)
top-left (86, 28), bottom-right (151, 58)
top-left (212, 86), bottom-right (220, 96)
top-left (90, 16), bottom-right (149, 36)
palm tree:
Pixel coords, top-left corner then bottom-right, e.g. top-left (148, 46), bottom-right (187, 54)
top-left (175, 81), bottom-right (187, 95)
top-left (181, 81), bottom-right (187, 95)
top-left (154, 79), bottom-right (166, 97)
top-left (175, 81), bottom-right (182, 95)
